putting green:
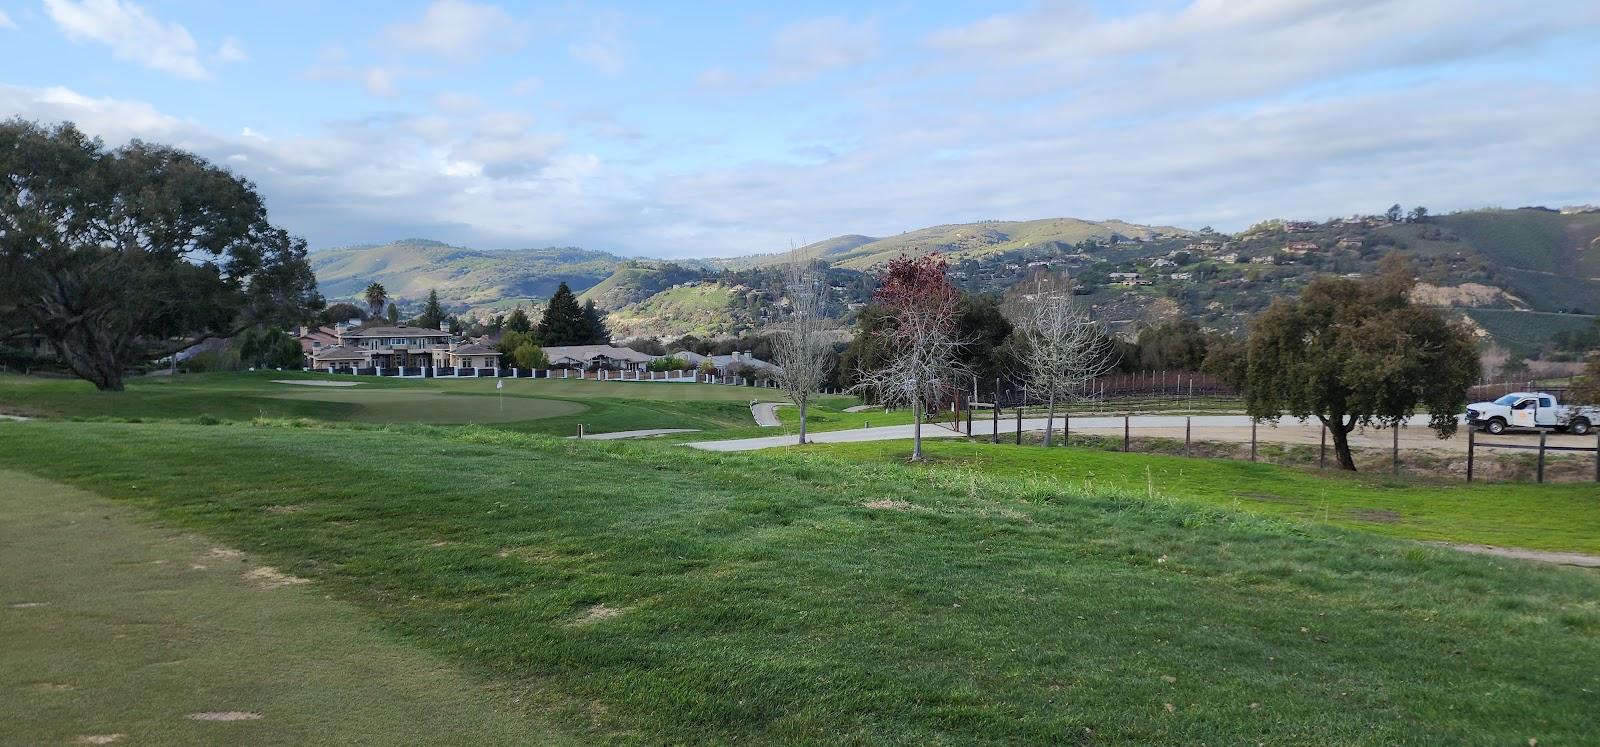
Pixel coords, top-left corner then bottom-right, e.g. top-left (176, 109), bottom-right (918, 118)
top-left (267, 389), bottom-right (584, 424)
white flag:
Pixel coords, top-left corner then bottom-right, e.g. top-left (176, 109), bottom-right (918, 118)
top-left (496, 379), bottom-right (503, 390)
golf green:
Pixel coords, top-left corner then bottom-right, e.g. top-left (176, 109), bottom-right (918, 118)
top-left (267, 388), bottom-right (584, 424)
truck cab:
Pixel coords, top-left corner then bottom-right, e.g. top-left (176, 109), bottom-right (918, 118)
top-left (1465, 391), bottom-right (1595, 436)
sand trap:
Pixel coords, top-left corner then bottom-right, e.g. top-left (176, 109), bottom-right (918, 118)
top-left (273, 379), bottom-right (362, 387)
top-left (186, 711), bottom-right (264, 721)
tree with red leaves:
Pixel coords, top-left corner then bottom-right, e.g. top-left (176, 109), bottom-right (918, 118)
top-left (853, 254), bottom-right (968, 460)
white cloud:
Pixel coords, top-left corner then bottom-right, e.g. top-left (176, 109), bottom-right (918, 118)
top-left (767, 16), bottom-right (879, 83)
top-left (43, 0), bottom-right (208, 79)
top-left (509, 76), bottom-right (542, 96)
top-left (383, 0), bottom-right (520, 60)
top-left (363, 67), bottom-right (398, 98)
top-left (0, 10), bottom-right (16, 29)
top-left (568, 9), bottom-right (627, 75)
top-left (432, 90), bottom-right (482, 112)
top-left (213, 36), bottom-right (248, 64)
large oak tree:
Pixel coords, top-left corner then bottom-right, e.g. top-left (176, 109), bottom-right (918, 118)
top-left (0, 120), bottom-right (321, 390)
top-left (1236, 254), bottom-right (1478, 470)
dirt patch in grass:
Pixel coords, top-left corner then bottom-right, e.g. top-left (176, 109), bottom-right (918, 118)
top-left (75, 734), bottom-right (125, 744)
top-left (862, 499), bottom-right (916, 511)
top-left (1349, 508), bottom-right (1403, 524)
top-left (207, 547), bottom-right (244, 560)
top-left (30, 682), bottom-right (75, 692)
top-left (8, 601), bottom-right (50, 608)
top-left (185, 711), bottom-right (264, 721)
top-left (242, 567), bottom-right (309, 589)
top-left (568, 604), bottom-right (627, 626)
top-left (264, 505), bottom-right (302, 515)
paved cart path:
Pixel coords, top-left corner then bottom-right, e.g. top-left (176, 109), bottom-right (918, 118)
top-left (575, 428), bottom-right (701, 440)
top-left (686, 413), bottom-right (1509, 453)
top-left (751, 402), bottom-right (785, 427)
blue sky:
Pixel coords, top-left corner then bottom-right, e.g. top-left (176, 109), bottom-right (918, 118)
top-left (2, 1), bottom-right (1597, 257)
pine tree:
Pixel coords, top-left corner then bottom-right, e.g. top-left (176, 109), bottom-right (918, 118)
top-left (580, 299), bottom-right (610, 344)
top-left (505, 306), bottom-right (532, 333)
top-left (419, 289), bottom-right (445, 329)
top-left (535, 283), bottom-right (587, 345)
top-left (385, 302), bottom-right (399, 325)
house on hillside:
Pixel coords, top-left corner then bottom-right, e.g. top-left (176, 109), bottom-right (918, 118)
top-left (543, 345), bottom-right (655, 371)
top-left (675, 350), bottom-right (781, 376)
top-left (1283, 241), bottom-right (1320, 253)
top-left (1285, 221), bottom-right (1318, 233)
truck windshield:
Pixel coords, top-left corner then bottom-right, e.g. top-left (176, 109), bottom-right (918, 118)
top-left (1493, 394), bottom-right (1521, 405)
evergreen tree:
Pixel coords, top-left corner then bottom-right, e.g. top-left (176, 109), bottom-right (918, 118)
top-left (535, 283), bottom-right (587, 345)
top-left (505, 306), bottom-right (532, 333)
top-left (385, 302), bottom-right (399, 325)
top-left (580, 300), bottom-right (610, 344)
top-left (418, 289), bottom-right (445, 329)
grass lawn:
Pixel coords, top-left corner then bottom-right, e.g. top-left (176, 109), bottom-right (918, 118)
top-left (0, 371), bottom-right (869, 438)
top-left (1, 420), bottom-right (1597, 744)
top-left (812, 439), bottom-right (1600, 555)
top-left (0, 468), bottom-right (568, 745)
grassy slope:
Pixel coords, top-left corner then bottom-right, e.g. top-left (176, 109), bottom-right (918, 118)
top-left (1, 421), bottom-right (1597, 744)
top-left (605, 283), bottom-right (747, 338)
top-left (311, 241), bottom-right (620, 304)
top-left (1464, 309), bottom-right (1599, 358)
top-left (829, 218), bottom-right (1184, 270)
top-left (813, 439), bottom-right (1600, 554)
top-left (0, 372), bottom-right (854, 437)
top-left (0, 469), bottom-right (568, 745)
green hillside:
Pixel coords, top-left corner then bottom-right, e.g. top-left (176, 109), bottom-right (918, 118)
top-left (1463, 308), bottom-right (1599, 359)
top-left (791, 218), bottom-right (1188, 270)
top-left (311, 240), bottom-right (622, 304)
top-left (604, 282), bottom-right (750, 339)
top-left (578, 262), bottom-right (705, 310)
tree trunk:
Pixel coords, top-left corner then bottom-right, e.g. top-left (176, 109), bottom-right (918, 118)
top-left (797, 398), bottom-right (808, 446)
top-left (52, 330), bottom-right (126, 392)
top-left (1043, 391), bottom-right (1056, 448)
top-left (911, 394), bottom-right (923, 461)
top-left (1321, 414), bottom-right (1358, 471)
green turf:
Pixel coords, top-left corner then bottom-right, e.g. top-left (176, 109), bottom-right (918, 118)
top-left (811, 438), bottom-right (1600, 555)
top-left (267, 388), bottom-right (586, 423)
top-left (0, 468), bottom-right (569, 746)
top-left (1, 420), bottom-right (1597, 744)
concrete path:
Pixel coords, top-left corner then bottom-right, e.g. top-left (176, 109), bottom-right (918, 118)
top-left (1423, 542), bottom-right (1600, 568)
top-left (687, 413), bottom-right (1451, 453)
top-left (272, 379), bottom-right (362, 387)
top-left (843, 405), bottom-right (879, 413)
top-left (751, 402), bottom-right (785, 427)
top-left (574, 428), bottom-right (701, 440)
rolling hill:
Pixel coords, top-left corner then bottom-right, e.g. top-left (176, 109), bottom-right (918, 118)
top-left (311, 240), bottom-right (623, 306)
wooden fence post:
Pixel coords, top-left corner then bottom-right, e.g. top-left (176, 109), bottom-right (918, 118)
top-left (1466, 428), bottom-right (1475, 483)
top-left (1595, 431), bottom-right (1599, 483)
top-left (1184, 416), bottom-right (1191, 456)
top-left (1015, 407), bottom-right (1022, 445)
top-left (1537, 432), bottom-right (1546, 484)
top-left (1123, 414), bottom-right (1131, 453)
top-left (992, 404), bottom-right (999, 444)
top-left (1319, 424), bottom-right (1327, 470)
top-left (1064, 413), bottom-right (1070, 447)
top-left (1250, 420), bottom-right (1257, 462)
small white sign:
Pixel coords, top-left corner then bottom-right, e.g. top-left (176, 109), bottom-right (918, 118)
top-left (496, 379), bottom-right (504, 390)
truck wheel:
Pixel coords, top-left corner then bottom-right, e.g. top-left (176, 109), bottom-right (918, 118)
top-left (1571, 418), bottom-right (1592, 436)
top-left (1485, 418), bottom-right (1506, 435)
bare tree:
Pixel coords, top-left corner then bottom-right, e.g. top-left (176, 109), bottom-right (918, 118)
top-left (1011, 273), bottom-right (1118, 446)
top-left (853, 256), bottom-right (968, 461)
top-left (771, 258), bottom-right (834, 444)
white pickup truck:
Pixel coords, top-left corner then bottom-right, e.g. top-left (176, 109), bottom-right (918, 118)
top-left (1465, 392), bottom-right (1597, 436)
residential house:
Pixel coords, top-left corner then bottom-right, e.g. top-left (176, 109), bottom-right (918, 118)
top-left (1284, 221), bottom-right (1318, 233)
top-left (543, 345), bottom-right (655, 371)
top-left (1336, 237), bottom-right (1363, 249)
top-left (1283, 241), bottom-right (1320, 253)
top-left (296, 326), bottom-right (339, 361)
top-left (309, 323), bottom-right (501, 370)
top-left (675, 350), bottom-right (781, 376)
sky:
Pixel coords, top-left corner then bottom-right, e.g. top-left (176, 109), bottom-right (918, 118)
top-left (1, 0), bottom-right (1597, 258)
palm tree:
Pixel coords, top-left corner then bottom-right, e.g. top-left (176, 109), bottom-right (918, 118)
top-left (363, 283), bottom-right (387, 320)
